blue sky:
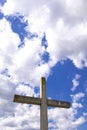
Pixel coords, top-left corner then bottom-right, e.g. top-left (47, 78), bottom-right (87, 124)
top-left (0, 0), bottom-right (87, 130)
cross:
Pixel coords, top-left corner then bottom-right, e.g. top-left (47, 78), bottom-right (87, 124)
top-left (13, 77), bottom-right (70, 130)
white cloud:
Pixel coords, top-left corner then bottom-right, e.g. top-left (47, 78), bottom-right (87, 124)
top-left (48, 92), bottom-right (86, 130)
top-left (46, 21), bottom-right (87, 68)
top-left (48, 107), bottom-right (85, 130)
top-left (1, 0), bottom-right (87, 69)
top-left (11, 37), bottom-right (50, 85)
top-left (65, 0), bottom-right (87, 19)
top-left (71, 92), bottom-right (85, 102)
top-left (0, 75), bottom-right (16, 117)
top-left (0, 104), bottom-right (40, 130)
top-left (72, 116), bottom-right (85, 127)
top-left (71, 74), bottom-right (81, 91)
top-left (72, 102), bottom-right (83, 109)
top-left (16, 84), bottom-right (34, 96)
top-left (0, 0), bottom-right (87, 130)
top-left (0, 18), bottom-right (20, 71)
top-left (0, 17), bottom-right (50, 85)
top-left (83, 112), bottom-right (87, 116)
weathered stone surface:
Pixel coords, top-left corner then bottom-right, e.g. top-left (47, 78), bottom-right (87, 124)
top-left (47, 99), bottom-right (70, 108)
top-left (13, 95), bottom-right (41, 105)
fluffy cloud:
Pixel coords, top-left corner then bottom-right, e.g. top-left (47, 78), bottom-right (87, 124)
top-left (0, 75), bottom-right (16, 117)
top-left (0, 17), bottom-right (50, 85)
top-left (0, 105), bottom-right (40, 130)
top-left (71, 74), bottom-right (81, 91)
top-left (71, 92), bottom-right (85, 102)
top-left (48, 92), bottom-right (85, 130)
top-left (46, 21), bottom-right (87, 68)
top-left (0, 0), bottom-right (87, 130)
top-left (0, 18), bottom-right (20, 70)
top-left (1, 0), bottom-right (87, 69)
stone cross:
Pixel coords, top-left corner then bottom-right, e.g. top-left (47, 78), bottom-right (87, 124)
top-left (13, 77), bottom-right (70, 130)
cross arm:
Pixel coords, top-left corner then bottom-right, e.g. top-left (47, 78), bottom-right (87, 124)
top-left (13, 94), bottom-right (41, 105)
top-left (47, 99), bottom-right (70, 108)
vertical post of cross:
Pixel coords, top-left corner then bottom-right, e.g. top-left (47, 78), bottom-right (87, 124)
top-left (40, 77), bottom-right (48, 130)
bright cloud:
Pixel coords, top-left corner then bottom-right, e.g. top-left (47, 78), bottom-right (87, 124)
top-left (0, 0), bottom-right (87, 130)
top-left (71, 74), bottom-right (81, 91)
top-left (1, 0), bottom-right (87, 69)
top-left (71, 92), bottom-right (85, 102)
top-left (0, 18), bottom-right (20, 70)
